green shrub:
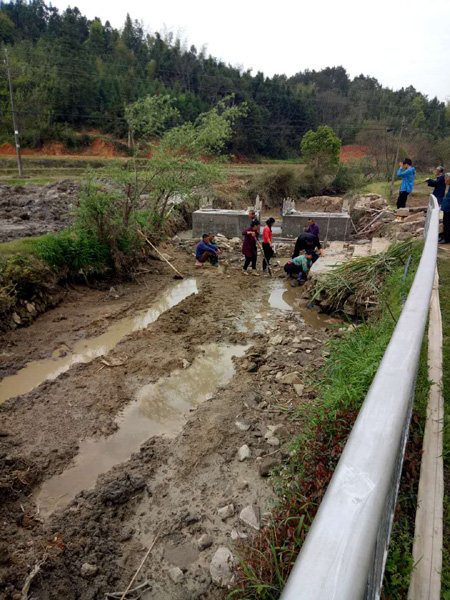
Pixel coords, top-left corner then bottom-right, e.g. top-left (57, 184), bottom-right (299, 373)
top-left (246, 166), bottom-right (300, 206)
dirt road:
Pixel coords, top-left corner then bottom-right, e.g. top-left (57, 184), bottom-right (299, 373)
top-left (0, 243), bottom-right (336, 599)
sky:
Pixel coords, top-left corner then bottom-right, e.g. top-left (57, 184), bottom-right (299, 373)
top-left (50, 0), bottom-right (450, 102)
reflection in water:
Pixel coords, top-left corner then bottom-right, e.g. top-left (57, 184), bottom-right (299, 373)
top-left (267, 280), bottom-right (339, 329)
top-left (34, 343), bottom-right (248, 517)
top-left (0, 279), bottom-right (198, 404)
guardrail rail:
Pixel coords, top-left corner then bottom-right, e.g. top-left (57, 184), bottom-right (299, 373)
top-left (281, 195), bottom-right (440, 600)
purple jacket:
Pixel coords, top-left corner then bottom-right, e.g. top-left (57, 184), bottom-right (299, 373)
top-left (242, 227), bottom-right (259, 257)
top-left (307, 223), bottom-right (319, 237)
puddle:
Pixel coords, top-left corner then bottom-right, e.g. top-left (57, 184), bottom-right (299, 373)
top-left (266, 281), bottom-right (340, 329)
top-left (0, 279), bottom-right (198, 404)
top-left (34, 342), bottom-right (248, 517)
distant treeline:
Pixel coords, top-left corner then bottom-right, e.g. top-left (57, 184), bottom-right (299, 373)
top-left (0, 0), bottom-right (449, 157)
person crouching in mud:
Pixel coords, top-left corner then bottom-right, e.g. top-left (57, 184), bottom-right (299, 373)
top-left (195, 233), bottom-right (221, 267)
top-left (284, 252), bottom-right (313, 286)
top-left (242, 220), bottom-right (260, 275)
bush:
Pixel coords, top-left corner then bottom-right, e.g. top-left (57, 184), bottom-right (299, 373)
top-left (246, 166), bottom-right (300, 206)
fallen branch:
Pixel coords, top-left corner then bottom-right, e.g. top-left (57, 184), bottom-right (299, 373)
top-left (119, 531), bottom-right (160, 600)
top-left (356, 208), bottom-right (390, 236)
top-left (137, 230), bottom-right (184, 279)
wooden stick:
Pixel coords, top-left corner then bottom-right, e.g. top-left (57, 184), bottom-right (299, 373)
top-left (21, 558), bottom-right (45, 600)
top-left (119, 532), bottom-right (160, 600)
top-left (137, 230), bottom-right (184, 279)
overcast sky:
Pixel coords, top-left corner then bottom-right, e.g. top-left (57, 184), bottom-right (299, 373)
top-left (51, 0), bottom-right (450, 102)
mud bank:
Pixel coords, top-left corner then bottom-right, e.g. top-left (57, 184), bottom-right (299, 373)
top-left (0, 242), bottom-right (337, 600)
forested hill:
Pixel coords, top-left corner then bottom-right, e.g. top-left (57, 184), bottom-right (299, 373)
top-left (0, 0), bottom-right (449, 157)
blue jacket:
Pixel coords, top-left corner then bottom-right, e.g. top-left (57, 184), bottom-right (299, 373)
top-left (397, 166), bottom-right (416, 193)
top-left (427, 174), bottom-right (446, 200)
top-left (442, 188), bottom-right (450, 212)
top-left (196, 240), bottom-right (218, 259)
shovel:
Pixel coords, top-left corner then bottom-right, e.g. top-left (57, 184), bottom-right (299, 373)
top-left (256, 240), bottom-right (272, 277)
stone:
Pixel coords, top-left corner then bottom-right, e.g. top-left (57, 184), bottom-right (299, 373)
top-left (231, 529), bottom-right (248, 540)
top-left (12, 312), bottom-right (21, 325)
top-left (238, 444), bottom-right (251, 461)
top-left (198, 534), bottom-right (213, 551)
top-left (247, 362), bottom-right (258, 373)
top-left (218, 504), bottom-right (235, 520)
top-left (168, 566), bottom-right (184, 584)
top-left (270, 334), bottom-right (283, 346)
top-left (182, 359), bottom-right (191, 369)
top-left (210, 547), bottom-right (235, 586)
top-left (239, 505), bottom-right (260, 530)
top-left (259, 457), bottom-right (279, 477)
top-left (280, 371), bottom-right (301, 384)
top-left (80, 563), bottom-right (98, 578)
top-left (266, 436), bottom-right (280, 447)
top-left (404, 212), bottom-right (425, 223)
top-left (25, 302), bottom-right (36, 314)
top-left (397, 208), bottom-right (410, 217)
top-left (235, 419), bottom-right (252, 432)
top-left (293, 384), bottom-right (305, 397)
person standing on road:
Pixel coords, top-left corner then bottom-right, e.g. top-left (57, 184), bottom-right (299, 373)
top-left (242, 220), bottom-right (260, 275)
top-left (396, 158), bottom-right (416, 209)
top-left (262, 217), bottom-right (275, 272)
top-left (292, 232), bottom-right (324, 264)
top-left (425, 166), bottom-right (446, 206)
top-left (304, 217), bottom-right (320, 237)
top-left (439, 173), bottom-right (450, 244)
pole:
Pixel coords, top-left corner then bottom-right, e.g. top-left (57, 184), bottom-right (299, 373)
top-left (389, 117), bottom-right (405, 198)
top-left (4, 48), bottom-right (23, 178)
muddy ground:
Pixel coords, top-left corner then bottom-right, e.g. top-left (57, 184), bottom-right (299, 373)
top-left (0, 240), bottom-right (339, 600)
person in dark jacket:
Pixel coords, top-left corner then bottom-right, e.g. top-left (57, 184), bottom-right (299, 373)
top-left (195, 234), bottom-right (221, 267)
top-left (303, 218), bottom-right (320, 237)
top-left (425, 167), bottom-right (446, 206)
top-left (242, 220), bottom-right (260, 275)
top-left (439, 173), bottom-right (450, 244)
top-left (292, 232), bottom-right (324, 264)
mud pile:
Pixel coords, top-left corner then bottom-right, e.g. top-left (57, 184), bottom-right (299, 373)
top-left (0, 180), bottom-right (79, 243)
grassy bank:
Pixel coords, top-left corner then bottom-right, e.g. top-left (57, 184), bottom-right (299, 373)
top-left (438, 252), bottom-right (450, 598)
top-left (230, 241), bottom-right (427, 599)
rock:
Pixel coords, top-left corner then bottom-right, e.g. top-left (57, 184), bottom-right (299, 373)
top-left (218, 504), bottom-right (235, 520)
top-left (239, 505), bottom-right (260, 530)
top-left (182, 359), bottom-right (191, 369)
top-left (12, 312), bottom-right (21, 325)
top-left (270, 334), bottom-right (283, 346)
top-left (236, 479), bottom-right (249, 490)
top-left (25, 302), bottom-right (36, 314)
top-left (247, 362), bottom-right (258, 373)
top-left (80, 563), bottom-right (98, 578)
top-left (266, 436), bottom-right (280, 447)
top-left (238, 444), bottom-right (251, 461)
top-left (404, 212), bottom-right (425, 223)
top-left (231, 529), bottom-right (247, 540)
top-left (198, 534), bottom-right (213, 551)
top-left (259, 457), bottom-right (279, 477)
top-left (168, 566), bottom-right (184, 584)
top-left (397, 208), bottom-right (410, 217)
top-left (280, 371), bottom-right (301, 384)
top-left (235, 419), bottom-right (252, 432)
top-left (293, 384), bottom-right (305, 396)
top-left (210, 547), bottom-right (235, 586)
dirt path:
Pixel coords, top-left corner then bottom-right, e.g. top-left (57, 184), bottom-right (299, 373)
top-left (0, 243), bottom-right (336, 600)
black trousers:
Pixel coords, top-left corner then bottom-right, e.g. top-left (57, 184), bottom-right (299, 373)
top-left (262, 243), bottom-right (274, 270)
top-left (443, 212), bottom-right (450, 242)
top-left (397, 191), bottom-right (409, 209)
top-left (243, 253), bottom-right (257, 270)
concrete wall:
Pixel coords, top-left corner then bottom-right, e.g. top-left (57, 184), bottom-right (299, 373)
top-left (193, 210), bottom-right (251, 239)
top-left (282, 212), bottom-right (351, 241)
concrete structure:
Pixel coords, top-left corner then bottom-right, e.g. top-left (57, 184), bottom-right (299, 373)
top-left (193, 209), bottom-right (251, 239)
top-left (282, 212), bottom-right (351, 241)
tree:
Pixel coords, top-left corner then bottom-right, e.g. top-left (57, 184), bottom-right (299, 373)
top-left (0, 12), bottom-right (14, 43)
top-left (301, 125), bottom-right (341, 168)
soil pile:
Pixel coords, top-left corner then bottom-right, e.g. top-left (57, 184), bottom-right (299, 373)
top-left (0, 180), bottom-right (79, 243)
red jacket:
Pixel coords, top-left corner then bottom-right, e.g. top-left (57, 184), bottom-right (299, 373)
top-left (262, 225), bottom-right (272, 244)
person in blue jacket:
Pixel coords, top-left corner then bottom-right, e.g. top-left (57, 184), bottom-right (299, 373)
top-left (396, 158), bottom-right (416, 209)
top-left (425, 166), bottom-right (446, 206)
top-left (195, 233), bottom-right (221, 267)
top-left (439, 173), bottom-right (450, 244)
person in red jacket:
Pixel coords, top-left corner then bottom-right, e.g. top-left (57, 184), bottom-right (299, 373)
top-left (262, 217), bottom-right (275, 272)
top-left (242, 220), bottom-right (260, 275)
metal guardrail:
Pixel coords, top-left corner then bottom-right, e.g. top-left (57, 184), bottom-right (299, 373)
top-left (281, 195), bottom-right (440, 600)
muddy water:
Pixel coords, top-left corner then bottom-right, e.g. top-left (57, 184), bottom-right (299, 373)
top-left (0, 279), bottom-right (198, 404)
top-left (266, 280), bottom-right (340, 328)
top-left (34, 343), bottom-right (248, 517)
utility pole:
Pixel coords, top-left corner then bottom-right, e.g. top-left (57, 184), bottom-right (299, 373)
top-left (389, 117), bottom-right (406, 198)
top-left (4, 48), bottom-right (23, 178)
